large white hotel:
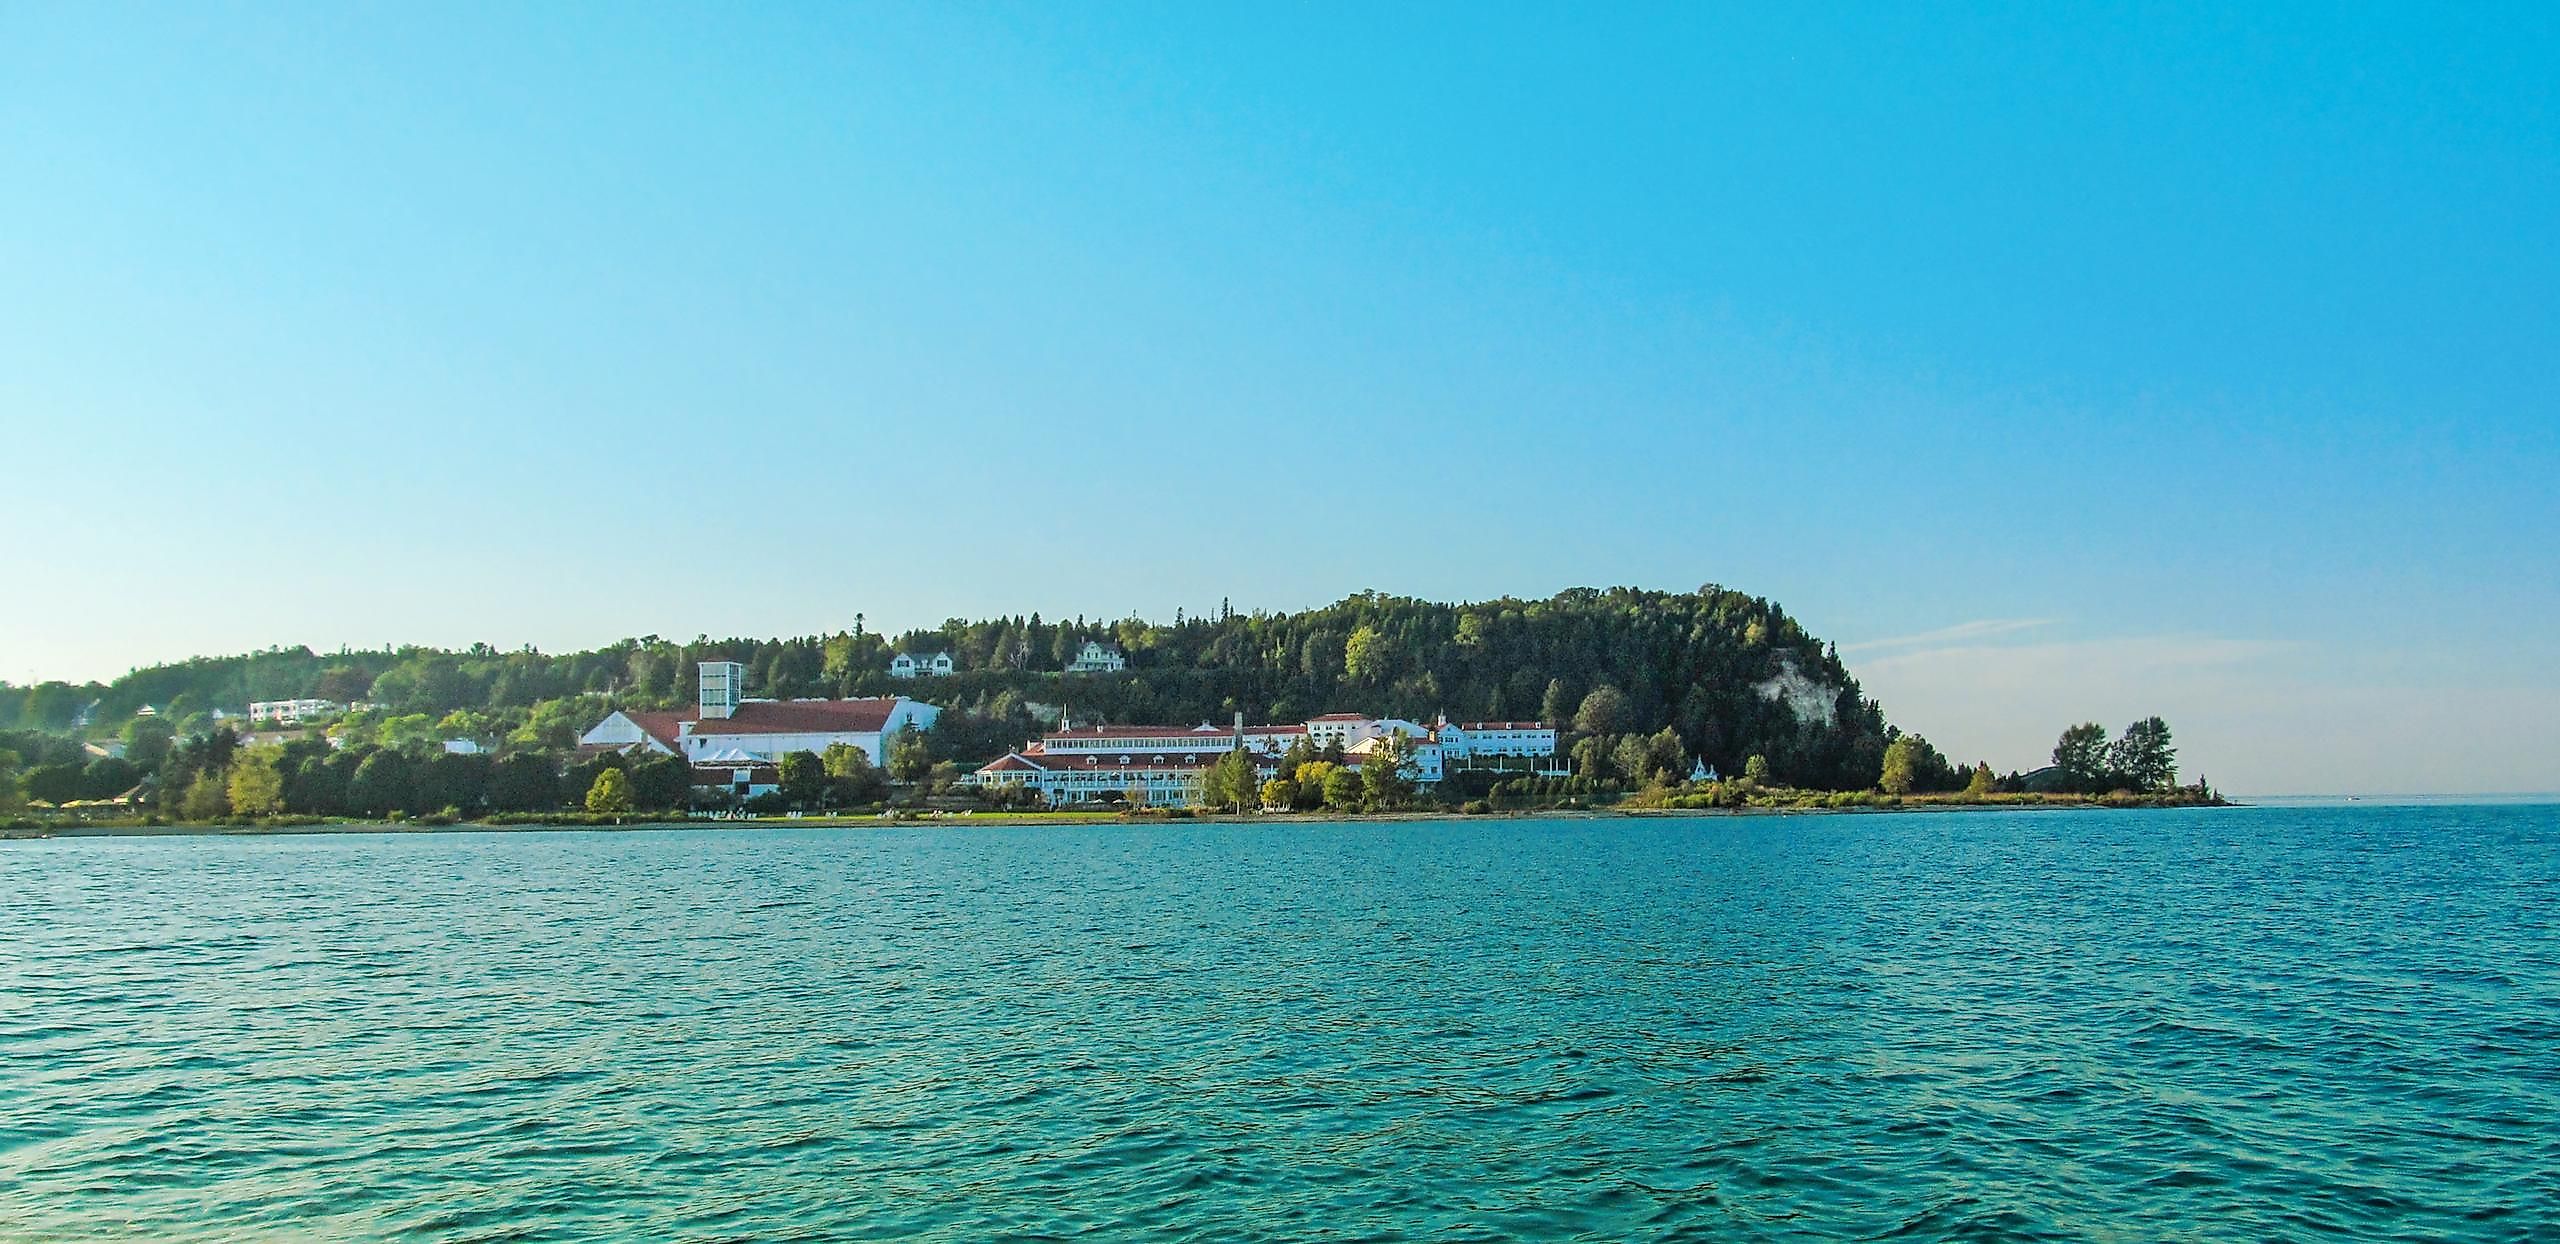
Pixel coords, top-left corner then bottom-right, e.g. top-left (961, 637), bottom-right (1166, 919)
top-left (963, 713), bottom-right (1560, 808)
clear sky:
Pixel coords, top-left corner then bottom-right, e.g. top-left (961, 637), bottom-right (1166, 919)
top-left (3, 3), bottom-right (2554, 794)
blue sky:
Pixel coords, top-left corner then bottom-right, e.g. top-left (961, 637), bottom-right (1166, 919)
top-left (3, 3), bottom-right (2554, 793)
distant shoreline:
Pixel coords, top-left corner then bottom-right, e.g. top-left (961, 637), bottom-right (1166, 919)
top-left (7, 798), bottom-right (2244, 841)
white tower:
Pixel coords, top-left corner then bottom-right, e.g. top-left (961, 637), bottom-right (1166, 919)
top-left (698, 661), bottom-right (744, 720)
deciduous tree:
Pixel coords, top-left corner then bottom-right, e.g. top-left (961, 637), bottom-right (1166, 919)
top-left (2053, 723), bottom-right (2111, 793)
top-left (227, 748), bottom-right (285, 816)
top-left (585, 767), bottom-right (634, 815)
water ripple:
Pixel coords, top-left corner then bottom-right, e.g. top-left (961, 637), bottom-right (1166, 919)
top-left (2, 805), bottom-right (2556, 1240)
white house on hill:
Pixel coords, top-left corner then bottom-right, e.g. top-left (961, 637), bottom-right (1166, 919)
top-left (889, 651), bottom-right (954, 678)
top-left (579, 661), bottom-right (941, 766)
top-left (1064, 641), bottom-right (1126, 674)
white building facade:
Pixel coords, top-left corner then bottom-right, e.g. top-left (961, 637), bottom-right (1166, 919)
top-left (1064, 641), bottom-right (1126, 674)
top-left (249, 698), bottom-right (345, 726)
top-left (888, 651), bottom-right (955, 678)
top-left (579, 662), bottom-right (942, 766)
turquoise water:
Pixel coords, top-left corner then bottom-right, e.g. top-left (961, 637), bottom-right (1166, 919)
top-left (3, 805), bottom-right (2555, 1241)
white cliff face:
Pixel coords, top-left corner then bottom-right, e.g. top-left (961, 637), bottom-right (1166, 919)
top-left (1754, 656), bottom-right (1840, 728)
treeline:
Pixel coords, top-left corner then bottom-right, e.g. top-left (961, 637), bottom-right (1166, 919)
top-left (2, 586), bottom-right (1895, 788)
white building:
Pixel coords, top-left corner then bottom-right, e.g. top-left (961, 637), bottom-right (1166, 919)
top-left (1345, 734), bottom-right (1444, 784)
top-left (963, 712), bottom-right (1469, 806)
top-left (967, 749), bottom-right (1277, 808)
top-left (888, 651), bottom-right (955, 678)
top-left (1303, 714), bottom-right (1434, 750)
top-left (579, 661), bottom-right (941, 766)
top-left (692, 756), bottom-right (781, 801)
top-left (249, 698), bottom-right (344, 726)
top-left (1434, 719), bottom-right (1560, 763)
top-left (1064, 641), bottom-right (1126, 674)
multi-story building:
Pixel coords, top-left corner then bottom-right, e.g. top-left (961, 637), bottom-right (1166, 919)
top-left (962, 711), bottom-right (1542, 806)
top-left (248, 698), bottom-right (345, 726)
top-left (888, 651), bottom-right (955, 678)
top-left (579, 662), bottom-right (942, 769)
top-left (1434, 719), bottom-right (1560, 763)
top-left (1063, 641), bottom-right (1127, 674)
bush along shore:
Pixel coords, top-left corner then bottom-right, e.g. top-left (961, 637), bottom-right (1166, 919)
top-left (3, 708), bottom-right (2219, 834)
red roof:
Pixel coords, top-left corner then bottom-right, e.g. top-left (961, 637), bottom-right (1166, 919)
top-left (1044, 724), bottom-right (1232, 740)
top-left (606, 700), bottom-right (909, 753)
top-left (685, 699), bottom-right (905, 736)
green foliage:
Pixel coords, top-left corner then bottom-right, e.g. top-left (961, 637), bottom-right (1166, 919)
top-left (2053, 723), bottom-right (2111, 793)
top-left (628, 755), bottom-right (691, 811)
top-left (1573, 685), bottom-right (1631, 736)
top-left (584, 767), bottom-right (634, 815)
top-left (1361, 737), bottom-right (1417, 811)
top-left (1741, 754), bottom-right (1770, 787)
top-left (2109, 717), bottom-right (2177, 792)
top-left (24, 763), bottom-right (85, 805)
top-left (179, 769), bottom-right (231, 821)
top-left (776, 750), bottom-right (827, 808)
top-left (1260, 777), bottom-right (1298, 810)
top-left (348, 750), bottom-right (414, 817)
top-left (227, 747), bottom-right (286, 816)
top-left (1964, 762), bottom-right (1998, 797)
top-left (1198, 748), bottom-right (1259, 812)
top-left (1879, 735), bottom-right (1919, 795)
top-left (0, 586), bottom-right (1898, 791)
top-left (821, 742), bottom-right (887, 805)
top-left (1320, 766), bottom-right (1363, 810)
top-left (886, 727), bottom-right (932, 783)
top-left (80, 757), bottom-right (139, 799)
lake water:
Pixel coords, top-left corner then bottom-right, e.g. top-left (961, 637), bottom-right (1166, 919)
top-left (3, 805), bottom-right (2555, 1241)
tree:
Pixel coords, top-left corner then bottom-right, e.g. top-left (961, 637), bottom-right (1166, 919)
top-left (179, 769), bottom-right (231, 821)
top-left (1361, 738), bottom-right (1416, 811)
top-left (1964, 762), bottom-right (1997, 798)
top-left (777, 750), bottom-right (827, 808)
top-left (1292, 761), bottom-right (1339, 809)
top-left (1571, 735), bottom-right (1609, 780)
top-left (120, 716), bottom-right (175, 771)
top-left (1644, 726), bottom-right (1687, 783)
top-left (1320, 765), bottom-right (1363, 811)
top-left (1879, 736), bottom-right (1919, 795)
top-left (628, 755), bottom-right (691, 811)
top-left (1539, 678), bottom-right (1573, 728)
top-left (1343, 625), bottom-right (1390, 684)
top-left (823, 742), bottom-right (886, 806)
top-left (585, 767), bottom-right (634, 815)
top-left (227, 748), bottom-right (285, 816)
top-left (2108, 717), bottom-right (2176, 792)
top-left (0, 769), bottom-right (21, 818)
top-left (23, 763), bottom-right (84, 806)
top-left (1741, 754), bottom-right (1770, 787)
top-left (81, 757), bottom-right (139, 800)
top-left (1573, 685), bottom-right (1631, 736)
top-left (490, 752), bottom-right (560, 812)
top-left (1610, 734), bottom-right (1656, 784)
top-left (1199, 748), bottom-right (1258, 813)
top-left (887, 727), bottom-right (931, 783)
top-left (348, 750), bottom-right (414, 817)
top-left (2053, 723), bottom-right (2111, 793)
top-left (1260, 777), bottom-right (1298, 810)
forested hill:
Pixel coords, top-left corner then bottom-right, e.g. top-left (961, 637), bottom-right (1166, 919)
top-left (2, 587), bottom-right (1896, 787)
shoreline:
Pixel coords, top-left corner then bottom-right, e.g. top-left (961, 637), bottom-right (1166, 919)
top-left (8, 797), bottom-right (2240, 840)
